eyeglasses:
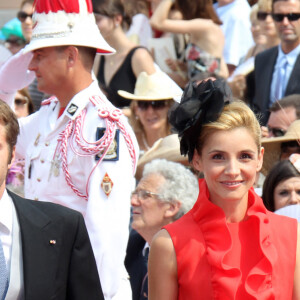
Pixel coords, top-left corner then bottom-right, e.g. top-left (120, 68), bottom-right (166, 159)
top-left (257, 11), bottom-right (271, 21)
top-left (281, 140), bottom-right (300, 152)
top-left (272, 13), bottom-right (300, 22)
top-left (14, 97), bottom-right (28, 106)
top-left (131, 189), bottom-right (163, 200)
top-left (17, 11), bottom-right (33, 22)
top-left (137, 100), bottom-right (168, 111)
top-left (267, 126), bottom-right (286, 137)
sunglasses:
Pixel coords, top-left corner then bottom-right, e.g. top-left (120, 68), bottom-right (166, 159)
top-left (267, 126), bottom-right (286, 137)
top-left (5, 38), bottom-right (25, 46)
top-left (257, 11), bottom-right (271, 21)
top-left (272, 13), bottom-right (300, 22)
top-left (137, 100), bottom-right (168, 111)
top-left (17, 11), bottom-right (33, 22)
top-left (281, 140), bottom-right (300, 153)
top-left (15, 98), bottom-right (28, 106)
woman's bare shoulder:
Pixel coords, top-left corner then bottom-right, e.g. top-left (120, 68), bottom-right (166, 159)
top-left (151, 229), bottom-right (174, 254)
top-left (131, 47), bottom-right (156, 75)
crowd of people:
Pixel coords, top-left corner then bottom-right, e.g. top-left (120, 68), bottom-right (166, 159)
top-left (0, 0), bottom-right (300, 299)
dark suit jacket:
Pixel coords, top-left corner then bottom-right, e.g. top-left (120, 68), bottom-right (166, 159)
top-left (9, 190), bottom-right (104, 300)
top-left (125, 230), bottom-right (148, 300)
top-left (251, 46), bottom-right (300, 125)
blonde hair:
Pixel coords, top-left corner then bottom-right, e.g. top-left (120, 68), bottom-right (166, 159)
top-left (197, 101), bottom-right (261, 154)
top-left (257, 0), bottom-right (272, 12)
top-left (250, 4), bottom-right (259, 24)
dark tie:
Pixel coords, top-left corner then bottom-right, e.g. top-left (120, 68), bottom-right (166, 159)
top-left (140, 247), bottom-right (149, 299)
top-left (0, 238), bottom-right (8, 300)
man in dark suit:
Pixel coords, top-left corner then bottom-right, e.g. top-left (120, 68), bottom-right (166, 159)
top-left (125, 159), bottom-right (198, 300)
top-left (251, 0), bottom-right (300, 125)
top-left (0, 99), bottom-right (104, 300)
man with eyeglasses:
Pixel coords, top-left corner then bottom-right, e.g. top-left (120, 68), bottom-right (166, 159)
top-left (261, 93), bottom-right (300, 137)
top-left (125, 159), bottom-right (198, 300)
top-left (251, 0), bottom-right (300, 125)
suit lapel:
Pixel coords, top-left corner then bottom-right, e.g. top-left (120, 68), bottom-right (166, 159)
top-left (286, 53), bottom-right (300, 94)
top-left (9, 191), bottom-right (60, 300)
top-left (261, 47), bottom-right (278, 107)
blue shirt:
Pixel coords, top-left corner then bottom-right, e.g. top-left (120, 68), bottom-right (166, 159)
top-left (270, 43), bottom-right (300, 106)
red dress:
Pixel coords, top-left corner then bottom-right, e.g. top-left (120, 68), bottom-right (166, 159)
top-left (164, 179), bottom-right (297, 300)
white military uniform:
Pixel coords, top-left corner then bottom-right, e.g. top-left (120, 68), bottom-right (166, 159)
top-left (15, 80), bottom-right (138, 300)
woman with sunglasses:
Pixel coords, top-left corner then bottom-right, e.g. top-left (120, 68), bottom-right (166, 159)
top-left (148, 79), bottom-right (300, 299)
top-left (17, 0), bottom-right (34, 43)
top-left (118, 71), bottom-right (182, 155)
top-left (228, 0), bottom-right (280, 103)
top-left (14, 88), bottom-right (34, 118)
top-left (256, 0), bottom-right (280, 49)
top-left (150, 0), bottom-right (228, 80)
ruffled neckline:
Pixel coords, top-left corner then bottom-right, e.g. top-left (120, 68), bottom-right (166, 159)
top-left (192, 179), bottom-right (276, 299)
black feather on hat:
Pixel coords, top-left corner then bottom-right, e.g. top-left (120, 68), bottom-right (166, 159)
top-left (168, 78), bottom-right (233, 162)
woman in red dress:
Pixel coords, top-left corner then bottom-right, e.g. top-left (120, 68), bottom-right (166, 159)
top-left (148, 79), bottom-right (300, 300)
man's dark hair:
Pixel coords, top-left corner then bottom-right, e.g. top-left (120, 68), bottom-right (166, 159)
top-left (270, 94), bottom-right (300, 119)
top-left (0, 100), bottom-right (19, 162)
top-left (77, 46), bottom-right (97, 70)
top-left (272, 0), bottom-right (299, 9)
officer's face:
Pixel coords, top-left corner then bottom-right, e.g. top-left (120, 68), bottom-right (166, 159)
top-left (28, 47), bottom-right (69, 97)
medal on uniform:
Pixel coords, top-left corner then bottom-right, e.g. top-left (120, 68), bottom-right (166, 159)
top-left (48, 153), bottom-right (61, 180)
top-left (101, 173), bottom-right (113, 197)
top-left (34, 133), bottom-right (41, 146)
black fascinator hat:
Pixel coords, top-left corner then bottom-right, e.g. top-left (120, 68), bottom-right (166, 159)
top-left (168, 78), bottom-right (233, 162)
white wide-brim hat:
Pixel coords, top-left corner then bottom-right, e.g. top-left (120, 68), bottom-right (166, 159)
top-left (261, 120), bottom-right (300, 175)
top-left (135, 134), bottom-right (189, 180)
top-left (24, 0), bottom-right (115, 54)
top-left (118, 70), bottom-right (183, 101)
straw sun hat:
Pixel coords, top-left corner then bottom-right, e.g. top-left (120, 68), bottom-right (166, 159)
top-left (118, 71), bottom-right (183, 101)
top-left (23, 0), bottom-right (115, 54)
top-left (135, 134), bottom-right (189, 180)
top-left (261, 120), bottom-right (300, 175)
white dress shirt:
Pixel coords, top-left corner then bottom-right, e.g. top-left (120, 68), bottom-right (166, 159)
top-left (0, 189), bottom-right (13, 274)
top-left (270, 43), bottom-right (300, 105)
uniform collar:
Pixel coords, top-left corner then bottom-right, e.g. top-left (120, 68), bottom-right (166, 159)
top-left (62, 80), bottom-right (107, 121)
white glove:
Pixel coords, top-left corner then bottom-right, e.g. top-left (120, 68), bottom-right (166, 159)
top-left (0, 46), bottom-right (35, 94)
